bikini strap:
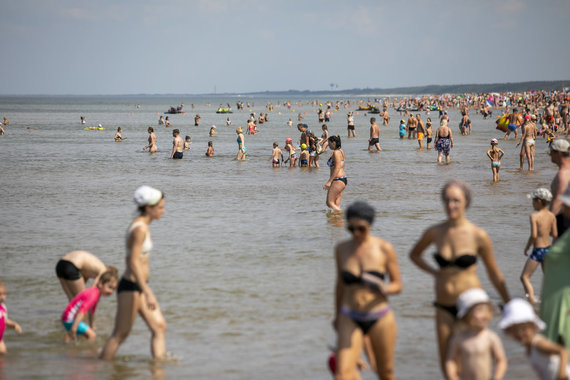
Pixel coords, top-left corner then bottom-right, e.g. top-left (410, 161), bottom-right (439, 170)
top-left (128, 221), bottom-right (146, 233)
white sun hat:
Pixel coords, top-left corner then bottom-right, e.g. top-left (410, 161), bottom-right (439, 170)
top-left (498, 298), bottom-right (546, 330)
top-left (457, 288), bottom-right (491, 319)
top-left (133, 185), bottom-right (162, 207)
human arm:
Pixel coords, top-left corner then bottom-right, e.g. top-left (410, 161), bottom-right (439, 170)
top-left (551, 172), bottom-right (570, 214)
top-left (444, 335), bottom-right (461, 380)
top-left (381, 241), bottom-right (402, 295)
top-left (88, 312), bottom-right (96, 330)
top-left (486, 149), bottom-right (493, 161)
top-left (533, 336), bottom-right (569, 380)
top-left (333, 244), bottom-right (342, 331)
top-left (552, 213), bottom-right (559, 239)
top-left (490, 331), bottom-right (507, 380)
top-left (524, 215), bottom-right (536, 255)
top-left (127, 225), bottom-right (157, 310)
top-left (5, 317), bottom-right (22, 334)
top-left (170, 139), bottom-right (177, 159)
top-left (498, 148), bottom-right (504, 160)
top-left (67, 311), bottom-right (86, 341)
top-left (324, 151), bottom-right (342, 189)
top-left (477, 228), bottom-right (510, 303)
top-left (408, 228), bottom-right (438, 276)
top-left (449, 128), bottom-right (454, 148)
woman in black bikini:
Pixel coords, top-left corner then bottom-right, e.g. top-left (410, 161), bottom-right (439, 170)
top-left (334, 202), bottom-right (402, 380)
top-left (409, 180), bottom-right (509, 374)
top-left (324, 135), bottom-right (347, 212)
top-left (100, 186), bottom-right (167, 360)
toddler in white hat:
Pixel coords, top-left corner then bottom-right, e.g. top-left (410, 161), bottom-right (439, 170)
top-left (445, 288), bottom-right (507, 380)
top-left (500, 298), bottom-right (570, 380)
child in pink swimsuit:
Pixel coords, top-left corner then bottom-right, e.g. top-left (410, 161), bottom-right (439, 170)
top-left (61, 268), bottom-right (118, 342)
top-left (0, 280), bottom-right (22, 354)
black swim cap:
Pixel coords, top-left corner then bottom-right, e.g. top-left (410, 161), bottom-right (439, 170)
top-left (346, 201), bottom-right (375, 225)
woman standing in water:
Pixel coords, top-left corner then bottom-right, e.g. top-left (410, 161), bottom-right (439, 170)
top-left (334, 201), bottom-right (402, 380)
top-left (434, 120), bottom-right (453, 164)
top-left (236, 127), bottom-right (246, 160)
top-left (143, 127), bottom-right (157, 153)
top-left (409, 180), bottom-right (509, 374)
top-left (324, 135), bottom-right (347, 212)
top-left (100, 186), bottom-right (167, 360)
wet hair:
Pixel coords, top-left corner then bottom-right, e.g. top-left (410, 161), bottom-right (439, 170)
top-left (273, 141), bottom-right (278, 147)
top-left (328, 135), bottom-right (342, 149)
top-left (99, 266), bottom-right (119, 284)
top-left (173, 129), bottom-right (180, 135)
top-left (148, 126), bottom-right (154, 133)
top-left (138, 192), bottom-right (165, 215)
top-left (441, 180), bottom-right (472, 209)
top-left (346, 201), bottom-right (375, 225)
top-left (117, 127), bottom-right (121, 132)
top-left (208, 141), bottom-right (213, 147)
top-left (185, 135), bottom-right (190, 140)
top-left (370, 117), bottom-right (376, 123)
top-left (322, 124), bottom-right (328, 130)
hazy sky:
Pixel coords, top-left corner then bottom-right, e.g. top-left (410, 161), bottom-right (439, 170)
top-left (1, 0), bottom-right (569, 95)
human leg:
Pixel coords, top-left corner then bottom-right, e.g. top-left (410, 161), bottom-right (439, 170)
top-left (435, 308), bottom-right (455, 375)
top-left (139, 292), bottom-right (167, 359)
top-left (368, 309), bottom-right (397, 380)
top-left (99, 291), bottom-right (138, 360)
top-left (335, 313), bottom-right (364, 380)
top-left (520, 258), bottom-right (540, 303)
top-left (327, 180), bottom-right (345, 212)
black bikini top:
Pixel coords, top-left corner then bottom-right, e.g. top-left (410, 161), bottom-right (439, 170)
top-left (342, 270), bottom-right (385, 287)
top-left (433, 253), bottom-right (477, 269)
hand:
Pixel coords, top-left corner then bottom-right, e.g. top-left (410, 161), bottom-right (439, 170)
top-left (14, 323), bottom-right (22, 334)
top-left (524, 249), bottom-right (529, 256)
top-left (356, 358), bottom-right (369, 371)
top-left (324, 182), bottom-right (331, 190)
top-left (144, 290), bottom-right (158, 311)
top-left (66, 330), bottom-right (77, 342)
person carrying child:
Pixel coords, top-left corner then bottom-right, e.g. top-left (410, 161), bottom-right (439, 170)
top-left (445, 288), bottom-right (508, 380)
top-left (61, 267), bottom-right (118, 342)
top-left (501, 298), bottom-right (570, 380)
top-left (521, 188), bottom-right (557, 304)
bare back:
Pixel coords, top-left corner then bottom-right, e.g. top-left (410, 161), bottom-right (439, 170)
top-left (61, 250), bottom-right (106, 280)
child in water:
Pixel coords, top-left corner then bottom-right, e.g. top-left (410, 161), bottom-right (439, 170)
top-left (287, 118), bottom-right (293, 127)
top-left (486, 138), bottom-right (505, 182)
top-left (445, 288), bottom-right (507, 380)
top-left (184, 136), bottom-right (192, 151)
top-left (209, 125), bottom-right (216, 137)
top-left (426, 118), bottom-right (433, 149)
top-left (205, 141), bottom-right (214, 157)
top-left (299, 144), bottom-right (309, 167)
top-left (283, 138), bottom-right (297, 168)
top-left (225, 117), bottom-right (232, 127)
top-left (61, 267), bottom-right (118, 342)
top-left (500, 298), bottom-right (570, 380)
top-left (270, 141), bottom-right (283, 167)
top-left (521, 188), bottom-right (557, 304)
top-left (0, 281), bottom-right (22, 354)
top-left (399, 119), bottom-right (406, 139)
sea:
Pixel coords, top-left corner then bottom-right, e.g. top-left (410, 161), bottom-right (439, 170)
top-left (0, 95), bottom-right (554, 379)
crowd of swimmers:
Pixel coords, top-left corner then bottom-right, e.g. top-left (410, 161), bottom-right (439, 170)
top-left (2, 90), bottom-right (570, 379)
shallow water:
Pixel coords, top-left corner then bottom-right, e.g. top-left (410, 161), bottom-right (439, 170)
top-left (0, 95), bottom-right (554, 379)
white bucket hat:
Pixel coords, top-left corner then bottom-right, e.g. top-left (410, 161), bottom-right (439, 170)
top-left (527, 188), bottom-right (553, 202)
top-left (457, 288), bottom-right (490, 319)
top-left (133, 185), bottom-right (162, 207)
top-left (498, 298), bottom-right (546, 330)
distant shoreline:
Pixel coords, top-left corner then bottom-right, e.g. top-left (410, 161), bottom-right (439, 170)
top-left (0, 80), bottom-right (567, 97)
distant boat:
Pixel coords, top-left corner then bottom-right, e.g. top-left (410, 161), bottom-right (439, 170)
top-left (165, 105), bottom-right (184, 114)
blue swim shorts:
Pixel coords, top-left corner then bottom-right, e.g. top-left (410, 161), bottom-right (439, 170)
top-left (508, 123), bottom-right (517, 131)
top-left (530, 246), bottom-right (550, 262)
top-left (62, 321), bottom-right (90, 335)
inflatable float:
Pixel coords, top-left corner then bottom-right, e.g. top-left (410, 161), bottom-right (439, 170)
top-left (495, 114), bottom-right (509, 133)
top-left (84, 127), bottom-right (105, 130)
top-left (216, 107), bottom-right (233, 114)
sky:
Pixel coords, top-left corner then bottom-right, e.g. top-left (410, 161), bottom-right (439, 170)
top-left (0, 0), bottom-right (569, 95)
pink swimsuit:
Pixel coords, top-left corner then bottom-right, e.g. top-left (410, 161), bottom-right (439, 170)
top-left (0, 303), bottom-right (6, 341)
top-left (61, 287), bottom-right (100, 323)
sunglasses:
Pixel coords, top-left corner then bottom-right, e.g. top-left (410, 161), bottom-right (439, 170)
top-left (347, 225), bottom-right (367, 233)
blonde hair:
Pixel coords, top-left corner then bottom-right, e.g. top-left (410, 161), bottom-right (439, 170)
top-left (99, 266), bottom-right (119, 284)
top-left (236, 127), bottom-right (243, 133)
